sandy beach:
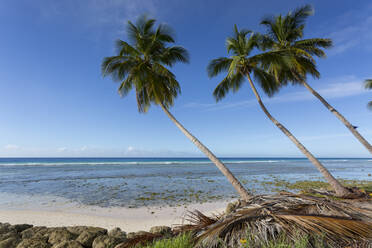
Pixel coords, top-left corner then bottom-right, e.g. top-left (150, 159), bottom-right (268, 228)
top-left (0, 201), bottom-right (227, 232)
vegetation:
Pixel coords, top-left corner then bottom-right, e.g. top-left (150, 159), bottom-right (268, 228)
top-left (183, 194), bottom-right (372, 247)
top-left (365, 79), bottom-right (372, 110)
top-left (259, 5), bottom-right (372, 154)
top-left (101, 16), bottom-right (251, 200)
top-left (135, 230), bottom-right (370, 248)
top-left (138, 233), bottom-right (194, 248)
top-left (103, 9), bottom-right (372, 248)
top-left (207, 24), bottom-right (350, 197)
top-left (260, 179), bottom-right (372, 196)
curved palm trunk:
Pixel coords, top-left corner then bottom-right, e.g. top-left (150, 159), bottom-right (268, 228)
top-left (159, 103), bottom-right (252, 201)
top-left (301, 81), bottom-right (372, 154)
top-left (246, 74), bottom-right (350, 197)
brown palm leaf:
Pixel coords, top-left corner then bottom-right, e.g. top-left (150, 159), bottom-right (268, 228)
top-left (173, 210), bottom-right (219, 234)
top-left (115, 232), bottom-right (163, 248)
top-left (183, 193), bottom-right (372, 247)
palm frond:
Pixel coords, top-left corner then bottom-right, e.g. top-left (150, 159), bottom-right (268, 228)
top-left (115, 232), bottom-right (163, 248)
top-left (126, 20), bottom-right (141, 46)
top-left (115, 40), bottom-right (140, 57)
top-left (155, 23), bottom-right (175, 43)
top-left (252, 68), bottom-right (280, 97)
top-left (213, 72), bottom-right (244, 101)
top-left (365, 79), bottom-right (372, 89)
top-left (158, 46), bottom-right (189, 66)
top-left (207, 57), bottom-right (233, 78)
top-left (102, 16), bottom-right (188, 113)
top-left (293, 38), bottom-right (332, 57)
top-left (181, 193), bottom-right (372, 247)
top-left (118, 76), bottom-right (133, 97)
top-left (289, 4), bottom-right (314, 28)
top-left (101, 56), bottom-right (134, 80)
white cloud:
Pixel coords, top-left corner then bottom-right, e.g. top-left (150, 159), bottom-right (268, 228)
top-left (80, 146), bottom-right (88, 151)
top-left (4, 144), bottom-right (19, 150)
top-left (272, 81), bottom-right (365, 103)
top-left (57, 147), bottom-right (68, 152)
top-left (184, 80), bottom-right (367, 111)
top-left (124, 146), bottom-right (198, 157)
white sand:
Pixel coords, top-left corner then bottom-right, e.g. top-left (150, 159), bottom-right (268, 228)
top-left (0, 201), bottom-right (228, 232)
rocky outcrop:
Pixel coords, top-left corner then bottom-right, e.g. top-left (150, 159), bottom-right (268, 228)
top-left (48, 228), bottom-right (77, 245)
top-left (16, 238), bottom-right (50, 248)
top-left (52, 240), bottom-right (84, 248)
top-left (92, 235), bottom-right (125, 248)
top-left (0, 222), bottom-right (172, 248)
top-left (0, 237), bottom-right (21, 248)
top-left (149, 226), bottom-right (172, 236)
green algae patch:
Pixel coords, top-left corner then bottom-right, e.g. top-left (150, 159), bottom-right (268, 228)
top-left (260, 179), bottom-right (372, 194)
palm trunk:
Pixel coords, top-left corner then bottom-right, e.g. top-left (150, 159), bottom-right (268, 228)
top-left (159, 103), bottom-right (252, 201)
top-left (301, 80), bottom-right (372, 154)
top-left (245, 74), bottom-right (350, 197)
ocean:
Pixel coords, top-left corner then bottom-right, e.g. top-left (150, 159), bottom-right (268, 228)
top-left (0, 157), bottom-right (371, 209)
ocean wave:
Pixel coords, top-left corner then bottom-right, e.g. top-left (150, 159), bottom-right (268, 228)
top-left (0, 160), bottom-right (282, 167)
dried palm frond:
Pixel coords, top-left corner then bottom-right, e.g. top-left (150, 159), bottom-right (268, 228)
top-left (178, 192), bottom-right (372, 247)
top-left (173, 210), bottom-right (219, 234)
top-left (115, 232), bottom-right (163, 248)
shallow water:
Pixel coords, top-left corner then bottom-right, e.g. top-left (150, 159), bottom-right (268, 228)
top-left (0, 157), bottom-right (371, 208)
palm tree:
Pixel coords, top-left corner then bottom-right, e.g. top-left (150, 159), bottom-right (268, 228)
top-left (207, 25), bottom-right (351, 197)
top-left (365, 79), bottom-right (372, 110)
top-left (260, 5), bottom-right (372, 154)
top-left (101, 16), bottom-right (251, 201)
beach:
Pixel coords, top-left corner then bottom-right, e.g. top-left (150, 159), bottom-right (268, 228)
top-left (0, 157), bottom-right (371, 231)
top-left (0, 201), bottom-right (227, 232)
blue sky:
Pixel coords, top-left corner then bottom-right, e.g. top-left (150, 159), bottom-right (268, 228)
top-left (0, 0), bottom-right (371, 157)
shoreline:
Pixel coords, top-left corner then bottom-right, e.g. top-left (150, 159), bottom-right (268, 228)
top-left (0, 201), bottom-right (227, 232)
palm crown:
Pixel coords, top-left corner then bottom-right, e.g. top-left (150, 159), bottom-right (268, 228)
top-left (101, 16), bottom-right (189, 112)
top-left (260, 5), bottom-right (332, 84)
top-left (366, 79), bottom-right (372, 109)
top-left (365, 79), bottom-right (372, 90)
top-left (207, 25), bottom-right (283, 100)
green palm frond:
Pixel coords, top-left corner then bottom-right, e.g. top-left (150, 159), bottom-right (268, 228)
top-left (154, 23), bottom-right (175, 43)
top-left (259, 5), bottom-right (331, 86)
top-left (213, 73), bottom-right (244, 101)
top-left (208, 25), bottom-right (288, 99)
top-left (293, 38), bottom-right (332, 57)
top-left (207, 57), bottom-right (233, 78)
top-left (288, 5), bottom-right (314, 28)
top-left (365, 79), bottom-right (372, 89)
top-left (115, 40), bottom-right (140, 57)
top-left (366, 80), bottom-right (372, 110)
top-left (118, 75), bottom-right (134, 97)
top-left (102, 15), bottom-right (189, 113)
top-left (157, 46), bottom-right (189, 66)
top-left (252, 68), bottom-right (280, 97)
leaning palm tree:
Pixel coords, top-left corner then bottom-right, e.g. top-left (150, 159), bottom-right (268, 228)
top-left (260, 5), bottom-right (372, 154)
top-left (207, 25), bottom-right (351, 197)
top-left (101, 16), bottom-right (251, 201)
top-left (365, 79), bottom-right (372, 110)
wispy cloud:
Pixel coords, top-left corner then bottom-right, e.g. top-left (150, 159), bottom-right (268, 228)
top-left (4, 144), bottom-right (19, 150)
top-left (184, 79), bottom-right (367, 111)
top-left (124, 146), bottom-right (198, 157)
top-left (57, 147), bottom-right (68, 152)
top-left (37, 0), bottom-right (159, 32)
top-left (327, 4), bottom-right (372, 55)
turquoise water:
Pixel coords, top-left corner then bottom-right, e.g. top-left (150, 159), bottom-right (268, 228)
top-left (0, 157), bottom-right (371, 208)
